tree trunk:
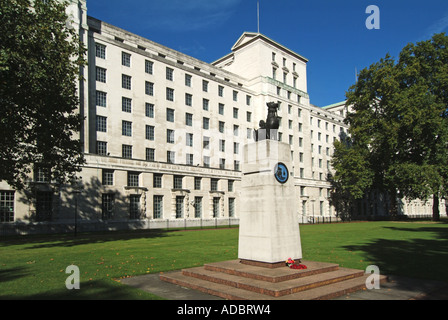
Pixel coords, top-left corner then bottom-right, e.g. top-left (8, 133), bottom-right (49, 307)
top-left (433, 194), bottom-right (440, 221)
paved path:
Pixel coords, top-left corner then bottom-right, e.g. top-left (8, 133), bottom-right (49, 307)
top-left (121, 272), bottom-right (448, 300)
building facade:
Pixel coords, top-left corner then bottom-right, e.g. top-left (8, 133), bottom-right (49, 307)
top-left (0, 1), bottom-right (441, 233)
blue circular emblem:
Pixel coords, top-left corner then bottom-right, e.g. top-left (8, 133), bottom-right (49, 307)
top-left (274, 162), bottom-right (289, 184)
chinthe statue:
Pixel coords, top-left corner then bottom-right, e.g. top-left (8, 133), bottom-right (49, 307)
top-left (254, 102), bottom-right (280, 141)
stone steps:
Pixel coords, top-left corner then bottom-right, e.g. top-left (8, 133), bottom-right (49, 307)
top-left (159, 260), bottom-right (388, 300)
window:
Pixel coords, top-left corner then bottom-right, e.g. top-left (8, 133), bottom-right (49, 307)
top-left (122, 97), bottom-right (132, 113)
top-left (146, 125), bottom-right (154, 140)
top-left (174, 175), bottom-right (183, 189)
top-left (127, 172), bottom-right (140, 187)
top-left (122, 121), bottom-right (132, 136)
top-left (186, 153), bottom-right (193, 165)
top-left (219, 139), bottom-right (225, 152)
top-left (145, 60), bottom-right (153, 74)
top-left (229, 198), bottom-right (235, 217)
top-left (219, 103), bottom-right (224, 115)
top-left (153, 195), bottom-right (163, 219)
top-left (129, 195), bottom-right (141, 219)
top-left (211, 178), bottom-right (219, 191)
top-left (166, 88), bottom-right (174, 101)
top-left (246, 95), bottom-right (251, 106)
top-left (194, 177), bottom-right (201, 190)
top-left (146, 148), bottom-right (155, 162)
top-left (145, 103), bottom-right (154, 118)
top-left (213, 197), bottom-right (220, 217)
top-left (233, 142), bottom-right (239, 154)
top-left (96, 116), bottom-right (107, 132)
top-left (233, 108), bottom-right (238, 119)
top-left (0, 191), bottom-right (14, 222)
top-left (153, 174), bottom-right (162, 188)
top-left (186, 133), bottom-right (193, 147)
top-left (234, 160), bottom-right (240, 171)
top-left (122, 74), bottom-right (131, 89)
top-left (166, 67), bottom-right (174, 81)
top-left (233, 90), bottom-right (238, 101)
top-left (95, 43), bottom-right (106, 59)
top-left (166, 108), bottom-right (175, 122)
top-left (122, 145), bottom-right (132, 159)
top-left (185, 93), bottom-right (192, 106)
top-left (167, 151), bottom-right (175, 164)
top-left (101, 194), bottom-right (114, 220)
top-left (202, 80), bottom-right (208, 92)
top-left (34, 165), bottom-right (50, 183)
top-left (203, 99), bottom-right (209, 111)
top-left (233, 125), bottom-right (239, 136)
top-left (96, 91), bottom-right (107, 107)
top-left (167, 129), bottom-right (174, 144)
top-left (122, 52), bottom-right (131, 67)
top-left (145, 82), bottom-right (154, 96)
top-left (247, 112), bottom-right (252, 122)
top-left (203, 117), bottom-right (209, 130)
top-left (203, 137), bottom-right (210, 149)
top-left (185, 74), bottom-right (192, 87)
top-left (203, 156), bottom-right (210, 167)
top-left (228, 180), bottom-right (234, 192)
top-left (219, 158), bottom-right (225, 169)
top-left (176, 196), bottom-right (184, 218)
top-left (97, 141), bottom-right (107, 155)
top-left (96, 67), bottom-right (106, 83)
top-left (185, 113), bottom-right (193, 126)
top-left (218, 85), bottom-right (224, 97)
top-left (194, 197), bottom-right (202, 218)
top-left (102, 169), bottom-right (114, 185)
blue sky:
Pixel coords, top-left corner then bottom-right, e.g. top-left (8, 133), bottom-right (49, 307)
top-left (87, 0), bottom-right (448, 108)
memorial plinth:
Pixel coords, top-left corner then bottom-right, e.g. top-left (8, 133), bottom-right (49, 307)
top-left (238, 139), bottom-right (302, 265)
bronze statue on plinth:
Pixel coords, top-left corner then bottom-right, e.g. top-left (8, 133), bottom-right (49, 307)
top-left (254, 102), bottom-right (280, 141)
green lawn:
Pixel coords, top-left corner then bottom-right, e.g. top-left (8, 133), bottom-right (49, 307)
top-left (1, 221), bottom-right (447, 299)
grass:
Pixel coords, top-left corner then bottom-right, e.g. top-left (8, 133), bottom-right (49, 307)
top-left (1, 221), bottom-right (447, 299)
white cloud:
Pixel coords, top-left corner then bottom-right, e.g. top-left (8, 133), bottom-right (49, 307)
top-left (422, 10), bottom-right (448, 40)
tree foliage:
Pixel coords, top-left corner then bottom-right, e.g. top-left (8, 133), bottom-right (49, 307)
top-left (0, 0), bottom-right (86, 190)
top-left (333, 33), bottom-right (448, 221)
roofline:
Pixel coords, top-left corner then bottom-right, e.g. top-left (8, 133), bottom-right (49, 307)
top-left (321, 100), bottom-right (347, 109)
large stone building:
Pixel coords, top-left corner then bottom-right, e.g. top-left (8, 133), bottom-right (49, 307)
top-left (0, 1), bottom-right (440, 234)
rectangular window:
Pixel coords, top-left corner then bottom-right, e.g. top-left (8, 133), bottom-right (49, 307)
top-left (173, 175), bottom-right (183, 189)
top-left (186, 153), bottom-right (193, 165)
top-left (229, 198), bottom-right (235, 217)
top-left (233, 90), bottom-right (238, 102)
top-left (145, 60), bottom-right (153, 74)
top-left (145, 103), bottom-right (154, 118)
top-left (194, 177), bottom-right (201, 190)
top-left (35, 191), bottom-right (52, 221)
top-left (218, 85), bottom-right (224, 97)
top-left (146, 125), bottom-right (155, 140)
top-left (186, 133), bottom-right (193, 147)
top-left (102, 169), bottom-right (114, 186)
top-left (203, 99), bottom-right (209, 111)
top-left (96, 116), bottom-right (107, 132)
top-left (96, 141), bottom-right (107, 156)
top-left (96, 67), bottom-right (106, 83)
top-left (166, 67), bottom-right (174, 81)
top-left (127, 172), bottom-right (139, 187)
top-left (101, 193), bottom-right (114, 220)
top-left (186, 113), bottom-right (193, 126)
top-left (185, 93), bottom-right (192, 106)
top-left (145, 81), bottom-right (154, 96)
top-left (146, 148), bottom-right (155, 162)
top-left (185, 74), bottom-right (192, 87)
top-left (218, 103), bottom-right (224, 115)
top-left (167, 129), bottom-right (174, 144)
top-left (153, 195), bottom-right (163, 219)
top-left (203, 117), bottom-right (209, 130)
top-left (194, 197), bottom-right (202, 218)
top-left (122, 74), bottom-right (131, 90)
top-left (203, 136), bottom-right (210, 149)
top-left (95, 43), bottom-right (106, 59)
top-left (211, 178), bottom-right (219, 191)
top-left (122, 97), bottom-right (132, 113)
top-left (0, 191), bottom-right (15, 222)
top-left (167, 151), bottom-right (175, 163)
top-left (122, 145), bottom-right (132, 159)
top-left (166, 108), bottom-right (175, 122)
top-left (202, 80), bottom-right (208, 92)
top-left (166, 88), bottom-right (174, 101)
top-left (122, 52), bottom-right (131, 67)
top-left (96, 91), bottom-right (107, 107)
top-left (122, 121), bottom-right (132, 136)
top-left (176, 196), bottom-right (184, 218)
top-left (153, 174), bottom-right (162, 188)
top-left (129, 195), bottom-right (141, 219)
top-left (213, 197), bottom-right (220, 218)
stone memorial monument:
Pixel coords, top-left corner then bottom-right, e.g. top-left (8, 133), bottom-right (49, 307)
top-left (238, 102), bottom-right (303, 266)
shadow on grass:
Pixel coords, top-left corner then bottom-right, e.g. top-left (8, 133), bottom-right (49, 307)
top-left (343, 225), bottom-right (448, 283)
top-left (0, 229), bottom-right (170, 249)
top-left (0, 278), bottom-right (164, 300)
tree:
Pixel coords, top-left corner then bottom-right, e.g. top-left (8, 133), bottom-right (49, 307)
top-left (341, 33), bottom-right (448, 221)
top-left (0, 0), bottom-right (86, 190)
